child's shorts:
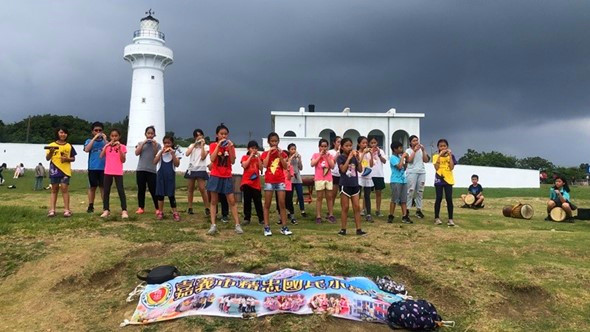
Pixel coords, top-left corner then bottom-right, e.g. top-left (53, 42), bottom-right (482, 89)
top-left (314, 180), bottom-right (333, 191)
top-left (206, 176), bottom-right (233, 194)
top-left (184, 170), bottom-right (209, 180)
top-left (391, 183), bottom-right (408, 204)
top-left (340, 186), bottom-right (361, 197)
top-left (50, 176), bottom-right (70, 185)
top-left (264, 182), bottom-right (286, 191)
top-left (372, 177), bottom-right (385, 191)
top-left (87, 170), bottom-right (104, 188)
top-left (358, 177), bottom-right (374, 188)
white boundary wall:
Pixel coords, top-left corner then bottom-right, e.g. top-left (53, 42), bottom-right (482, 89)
top-left (0, 142), bottom-right (539, 188)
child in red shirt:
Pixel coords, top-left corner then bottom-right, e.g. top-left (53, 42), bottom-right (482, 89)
top-left (261, 132), bottom-right (293, 236)
top-left (205, 123), bottom-right (243, 235)
top-left (240, 140), bottom-right (263, 225)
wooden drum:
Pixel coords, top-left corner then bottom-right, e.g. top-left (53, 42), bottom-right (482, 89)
top-left (550, 207), bottom-right (566, 222)
top-left (502, 204), bottom-right (534, 220)
top-left (464, 194), bottom-right (476, 205)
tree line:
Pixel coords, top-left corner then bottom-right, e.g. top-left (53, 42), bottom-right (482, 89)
top-left (458, 149), bottom-right (589, 183)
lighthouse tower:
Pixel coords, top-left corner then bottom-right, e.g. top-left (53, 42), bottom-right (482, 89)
top-left (124, 10), bottom-right (173, 148)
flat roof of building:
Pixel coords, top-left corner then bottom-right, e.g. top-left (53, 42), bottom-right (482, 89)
top-left (271, 109), bottom-right (425, 118)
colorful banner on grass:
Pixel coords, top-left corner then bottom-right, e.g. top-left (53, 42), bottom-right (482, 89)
top-left (126, 268), bottom-right (403, 325)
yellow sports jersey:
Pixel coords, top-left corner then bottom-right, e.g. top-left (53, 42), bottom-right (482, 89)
top-left (46, 141), bottom-right (76, 177)
top-left (432, 153), bottom-right (454, 185)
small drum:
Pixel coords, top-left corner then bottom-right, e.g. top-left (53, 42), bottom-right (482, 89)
top-left (550, 207), bottom-right (566, 222)
top-left (502, 204), bottom-right (534, 220)
top-left (464, 194), bottom-right (476, 205)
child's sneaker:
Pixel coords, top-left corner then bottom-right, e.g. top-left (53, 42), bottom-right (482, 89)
top-left (205, 208), bottom-right (211, 217)
top-left (365, 215), bottom-right (373, 222)
top-left (100, 210), bottom-right (110, 218)
top-left (263, 226), bottom-right (272, 237)
top-left (435, 218), bottom-right (443, 225)
top-left (258, 219), bottom-right (264, 225)
top-left (276, 219), bottom-right (282, 225)
top-left (327, 215), bottom-right (336, 223)
top-left (416, 210), bottom-right (425, 219)
top-left (356, 229), bottom-right (367, 236)
top-left (401, 215), bottom-right (413, 224)
top-left (173, 212), bottom-right (181, 222)
top-left (87, 205), bottom-right (94, 213)
top-left (290, 218), bottom-right (298, 225)
top-left (156, 211), bottom-right (164, 220)
top-left (315, 217), bottom-right (322, 224)
top-left (360, 209), bottom-right (366, 216)
top-left (375, 210), bottom-right (382, 217)
top-left (447, 219), bottom-right (455, 227)
top-left (280, 226), bottom-right (293, 235)
top-left (387, 214), bottom-right (394, 223)
top-left (122, 211), bottom-right (129, 219)
top-left (135, 207), bottom-right (144, 215)
top-left (338, 229), bottom-right (347, 236)
top-left (243, 219), bottom-right (251, 225)
top-left (301, 211), bottom-right (307, 218)
top-left (235, 224), bottom-right (244, 234)
top-left (207, 224), bottom-right (218, 235)
top-left (221, 216), bottom-right (229, 223)
top-left (187, 208), bottom-right (194, 215)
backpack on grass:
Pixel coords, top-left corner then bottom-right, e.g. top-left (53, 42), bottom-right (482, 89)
top-left (387, 299), bottom-right (454, 330)
top-left (136, 265), bottom-right (180, 284)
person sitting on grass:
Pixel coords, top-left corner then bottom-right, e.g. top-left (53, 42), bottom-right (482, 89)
top-left (461, 174), bottom-right (485, 208)
top-left (545, 175), bottom-right (576, 222)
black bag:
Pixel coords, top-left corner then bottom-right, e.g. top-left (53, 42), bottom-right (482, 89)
top-left (387, 299), bottom-right (452, 331)
top-left (137, 265), bottom-right (180, 284)
top-left (576, 208), bottom-right (590, 220)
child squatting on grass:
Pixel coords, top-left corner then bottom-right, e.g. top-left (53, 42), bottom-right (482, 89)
top-left (545, 175), bottom-right (576, 222)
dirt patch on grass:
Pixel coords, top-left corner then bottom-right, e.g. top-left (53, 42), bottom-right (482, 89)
top-left (490, 281), bottom-right (552, 319)
top-left (0, 236), bottom-right (131, 331)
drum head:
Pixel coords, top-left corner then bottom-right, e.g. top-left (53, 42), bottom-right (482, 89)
top-left (465, 194), bottom-right (475, 205)
top-left (550, 207), bottom-right (566, 222)
top-left (520, 204), bottom-right (534, 220)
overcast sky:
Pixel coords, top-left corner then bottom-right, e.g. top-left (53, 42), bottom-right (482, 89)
top-left (2, 1), bottom-right (589, 166)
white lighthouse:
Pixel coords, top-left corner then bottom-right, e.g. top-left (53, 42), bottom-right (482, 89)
top-left (124, 10), bottom-right (173, 148)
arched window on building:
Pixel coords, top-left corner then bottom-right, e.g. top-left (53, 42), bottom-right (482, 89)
top-left (284, 131), bottom-right (296, 137)
top-left (319, 129), bottom-right (336, 144)
top-left (392, 130), bottom-right (410, 150)
top-left (368, 129), bottom-right (385, 149)
top-left (343, 129), bottom-right (361, 146)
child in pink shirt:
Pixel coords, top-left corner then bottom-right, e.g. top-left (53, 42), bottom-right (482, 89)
top-left (310, 138), bottom-right (335, 223)
top-left (99, 128), bottom-right (128, 219)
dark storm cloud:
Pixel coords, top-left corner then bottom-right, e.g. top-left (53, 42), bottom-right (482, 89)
top-left (2, 0), bottom-right (589, 165)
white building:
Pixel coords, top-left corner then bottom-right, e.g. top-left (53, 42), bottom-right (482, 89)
top-left (124, 11), bottom-right (173, 152)
top-left (271, 106), bottom-right (424, 151)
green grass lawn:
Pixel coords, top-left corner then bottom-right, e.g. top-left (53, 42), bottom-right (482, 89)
top-left (0, 170), bottom-right (589, 331)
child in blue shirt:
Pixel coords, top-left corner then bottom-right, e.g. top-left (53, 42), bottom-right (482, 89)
top-left (545, 175), bottom-right (576, 222)
top-left (388, 141), bottom-right (412, 224)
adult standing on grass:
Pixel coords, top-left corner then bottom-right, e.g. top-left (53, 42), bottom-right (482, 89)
top-left (46, 127), bottom-right (77, 218)
top-left (83, 121), bottom-right (107, 213)
top-left (405, 135), bottom-right (428, 220)
top-left (100, 129), bottom-right (128, 219)
top-left (433, 139), bottom-right (456, 226)
top-left (135, 126), bottom-right (161, 216)
top-left (34, 162), bottom-right (46, 191)
top-left (0, 163), bottom-right (6, 185)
